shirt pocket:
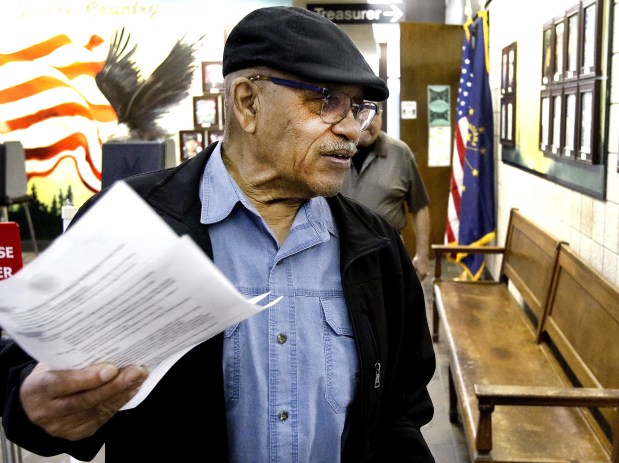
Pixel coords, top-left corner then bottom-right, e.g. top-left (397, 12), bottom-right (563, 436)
top-left (321, 296), bottom-right (359, 414)
top-left (223, 322), bottom-right (241, 410)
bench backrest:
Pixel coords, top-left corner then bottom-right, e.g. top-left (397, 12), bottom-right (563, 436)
top-left (541, 243), bottom-right (619, 451)
top-left (500, 208), bottom-right (563, 325)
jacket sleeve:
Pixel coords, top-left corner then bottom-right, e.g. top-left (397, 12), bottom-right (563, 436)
top-left (380, 231), bottom-right (436, 462)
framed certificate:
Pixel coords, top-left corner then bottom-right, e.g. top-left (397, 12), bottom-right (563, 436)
top-left (580, 0), bottom-right (601, 78)
top-left (550, 90), bottom-right (563, 155)
top-left (501, 42), bottom-right (517, 95)
top-left (565, 5), bottom-right (580, 80)
top-left (193, 95), bottom-right (219, 128)
top-left (562, 84), bottom-right (578, 158)
top-left (179, 130), bottom-right (205, 161)
top-left (206, 129), bottom-right (224, 144)
top-left (577, 81), bottom-right (600, 163)
top-left (539, 89), bottom-right (551, 152)
top-left (500, 96), bottom-right (515, 147)
top-left (201, 61), bottom-right (225, 93)
top-left (553, 18), bottom-right (565, 83)
top-left (541, 23), bottom-right (553, 85)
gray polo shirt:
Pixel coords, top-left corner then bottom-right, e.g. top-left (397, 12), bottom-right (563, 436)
top-left (340, 131), bottom-right (430, 232)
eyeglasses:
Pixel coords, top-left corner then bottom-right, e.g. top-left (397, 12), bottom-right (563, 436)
top-left (248, 75), bottom-right (379, 131)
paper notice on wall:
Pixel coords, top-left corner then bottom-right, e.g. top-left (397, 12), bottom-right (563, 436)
top-left (428, 125), bottom-right (452, 167)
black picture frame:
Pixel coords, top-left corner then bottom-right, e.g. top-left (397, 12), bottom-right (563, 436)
top-left (561, 83), bottom-right (578, 159)
top-left (580, 0), bottom-right (601, 78)
top-left (550, 89), bottom-right (563, 156)
top-left (565, 5), bottom-right (580, 80)
top-left (553, 17), bottom-right (565, 83)
top-left (500, 96), bottom-right (515, 147)
top-left (501, 42), bottom-right (517, 95)
top-left (179, 130), bottom-right (205, 161)
top-left (541, 23), bottom-right (553, 86)
top-left (193, 95), bottom-right (219, 128)
top-left (206, 129), bottom-right (224, 144)
top-left (201, 61), bottom-right (224, 94)
top-left (539, 89), bottom-right (551, 153)
top-left (577, 80), bottom-right (600, 163)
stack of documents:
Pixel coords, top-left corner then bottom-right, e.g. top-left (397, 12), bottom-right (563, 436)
top-left (0, 181), bottom-right (281, 408)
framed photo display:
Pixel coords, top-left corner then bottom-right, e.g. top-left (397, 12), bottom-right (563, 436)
top-left (201, 61), bottom-right (224, 93)
top-left (537, 0), bottom-right (603, 166)
top-left (179, 130), bottom-right (205, 161)
top-left (193, 95), bottom-right (219, 128)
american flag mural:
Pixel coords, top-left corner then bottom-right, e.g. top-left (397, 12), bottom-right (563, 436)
top-left (445, 10), bottom-right (496, 280)
top-left (0, 32), bottom-right (118, 202)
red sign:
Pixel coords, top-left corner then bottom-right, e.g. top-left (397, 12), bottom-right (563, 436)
top-left (0, 222), bottom-right (23, 280)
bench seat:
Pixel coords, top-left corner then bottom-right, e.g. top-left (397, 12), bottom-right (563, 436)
top-left (437, 279), bottom-right (613, 461)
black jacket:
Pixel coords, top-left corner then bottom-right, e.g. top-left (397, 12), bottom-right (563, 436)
top-left (0, 145), bottom-right (436, 462)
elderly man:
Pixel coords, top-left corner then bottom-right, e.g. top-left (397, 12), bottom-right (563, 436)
top-left (0, 7), bottom-right (436, 463)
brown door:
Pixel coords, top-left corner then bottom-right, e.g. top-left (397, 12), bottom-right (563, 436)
top-left (398, 22), bottom-right (462, 258)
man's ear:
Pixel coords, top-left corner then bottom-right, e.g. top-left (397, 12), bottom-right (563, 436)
top-left (231, 78), bottom-right (258, 133)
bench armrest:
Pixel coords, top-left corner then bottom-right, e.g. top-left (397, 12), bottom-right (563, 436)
top-left (474, 384), bottom-right (619, 453)
top-left (432, 245), bottom-right (505, 279)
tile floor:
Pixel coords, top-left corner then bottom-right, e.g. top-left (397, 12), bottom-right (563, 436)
top-left (3, 253), bottom-right (469, 463)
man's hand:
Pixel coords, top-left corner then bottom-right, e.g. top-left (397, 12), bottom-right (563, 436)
top-left (413, 254), bottom-right (429, 282)
top-left (20, 362), bottom-right (148, 441)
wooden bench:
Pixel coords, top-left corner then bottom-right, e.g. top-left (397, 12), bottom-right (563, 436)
top-left (433, 212), bottom-right (619, 462)
top-left (431, 208), bottom-right (562, 343)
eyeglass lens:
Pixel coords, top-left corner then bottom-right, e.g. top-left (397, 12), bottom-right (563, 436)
top-left (321, 91), bottom-right (376, 131)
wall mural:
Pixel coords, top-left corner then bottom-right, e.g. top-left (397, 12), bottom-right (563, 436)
top-left (0, 0), bottom-right (283, 246)
top-left (0, 31), bottom-right (117, 242)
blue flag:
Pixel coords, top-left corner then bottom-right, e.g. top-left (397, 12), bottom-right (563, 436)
top-left (448, 10), bottom-right (496, 280)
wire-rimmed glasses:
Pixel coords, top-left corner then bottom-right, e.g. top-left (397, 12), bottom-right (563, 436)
top-left (248, 75), bottom-right (379, 131)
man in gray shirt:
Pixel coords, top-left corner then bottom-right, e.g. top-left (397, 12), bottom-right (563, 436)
top-left (341, 107), bottom-right (431, 281)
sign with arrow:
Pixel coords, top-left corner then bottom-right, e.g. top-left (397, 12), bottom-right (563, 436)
top-left (307, 3), bottom-right (404, 24)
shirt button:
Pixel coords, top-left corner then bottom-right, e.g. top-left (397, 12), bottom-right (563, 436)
top-left (277, 410), bottom-right (289, 421)
top-left (276, 333), bottom-right (287, 344)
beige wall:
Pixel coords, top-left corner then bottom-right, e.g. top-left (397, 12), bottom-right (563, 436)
top-left (486, 0), bottom-right (619, 287)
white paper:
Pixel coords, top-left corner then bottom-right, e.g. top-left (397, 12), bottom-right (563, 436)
top-left (0, 181), bottom-right (281, 409)
top-left (428, 125), bottom-right (452, 167)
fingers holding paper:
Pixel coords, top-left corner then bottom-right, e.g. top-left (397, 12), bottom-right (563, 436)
top-left (20, 362), bottom-right (148, 441)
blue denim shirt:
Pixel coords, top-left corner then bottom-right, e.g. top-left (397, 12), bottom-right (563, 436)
top-left (199, 145), bottom-right (358, 463)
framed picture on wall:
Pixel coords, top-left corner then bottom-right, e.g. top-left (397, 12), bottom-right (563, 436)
top-left (179, 130), bottom-right (205, 161)
top-left (580, 0), bottom-right (601, 78)
top-left (553, 18), bottom-right (565, 83)
top-left (201, 61), bottom-right (224, 93)
top-left (577, 80), bottom-right (600, 163)
top-left (550, 90), bottom-right (563, 155)
top-left (565, 5), bottom-right (580, 80)
top-left (541, 23), bottom-right (553, 85)
top-left (562, 84), bottom-right (578, 159)
top-left (539, 89), bottom-right (551, 152)
top-left (501, 42), bottom-right (517, 95)
top-left (500, 96), bottom-right (515, 147)
top-left (193, 95), bottom-right (219, 128)
top-left (206, 129), bottom-right (224, 144)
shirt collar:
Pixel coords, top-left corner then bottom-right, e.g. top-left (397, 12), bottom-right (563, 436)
top-left (198, 144), bottom-right (338, 239)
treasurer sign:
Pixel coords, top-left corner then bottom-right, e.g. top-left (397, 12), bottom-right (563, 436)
top-left (307, 3), bottom-right (404, 24)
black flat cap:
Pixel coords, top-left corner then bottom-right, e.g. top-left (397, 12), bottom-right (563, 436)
top-left (223, 6), bottom-right (388, 101)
